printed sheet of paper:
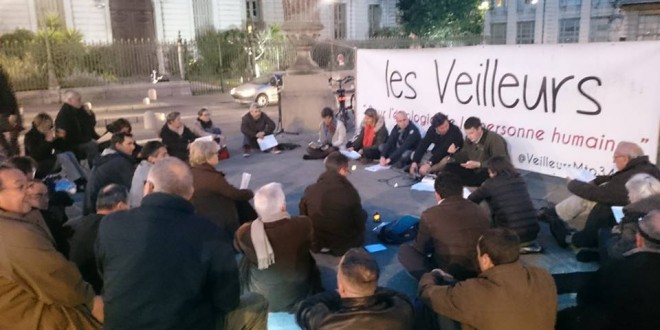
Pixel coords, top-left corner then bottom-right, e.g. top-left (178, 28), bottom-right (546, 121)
top-left (257, 134), bottom-right (278, 151)
top-left (411, 181), bottom-right (435, 192)
top-left (611, 206), bottom-right (624, 223)
top-left (365, 164), bottom-right (391, 172)
top-left (340, 149), bottom-right (361, 160)
top-left (463, 187), bottom-right (472, 199)
top-left (194, 135), bottom-right (214, 143)
top-left (566, 167), bottom-right (596, 183)
top-left (240, 172), bottom-right (251, 189)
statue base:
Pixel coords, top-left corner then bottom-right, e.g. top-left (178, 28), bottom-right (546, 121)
top-left (280, 73), bottom-right (336, 133)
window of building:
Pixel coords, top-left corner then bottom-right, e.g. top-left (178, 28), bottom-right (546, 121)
top-left (517, 21), bottom-right (535, 44)
top-left (637, 14), bottom-right (660, 40)
top-left (35, 0), bottom-right (66, 28)
top-left (334, 3), bottom-right (347, 39)
top-left (559, 0), bottom-right (581, 8)
top-left (193, 0), bottom-right (214, 33)
top-left (558, 18), bottom-right (580, 43)
top-left (490, 23), bottom-right (507, 44)
top-left (246, 1), bottom-right (259, 20)
top-left (589, 17), bottom-right (610, 42)
top-left (368, 5), bottom-right (382, 37)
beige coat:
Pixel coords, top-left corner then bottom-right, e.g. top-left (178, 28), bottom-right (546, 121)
top-left (0, 210), bottom-right (100, 329)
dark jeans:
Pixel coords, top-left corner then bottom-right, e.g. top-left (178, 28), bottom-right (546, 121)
top-left (398, 244), bottom-right (435, 281)
top-left (443, 163), bottom-right (489, 187)
top-left (223, 292), bottom-right (268, 330)
top-left (552, 271), bottom-right (595, 295)
top-left (305, 146), bottom-right (338, 159)
top-left (571, 203), bottom-right (616, 248)
top-left (346, 141), bottom-right (380, 160)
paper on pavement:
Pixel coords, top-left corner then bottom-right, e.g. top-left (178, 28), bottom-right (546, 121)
top-left (365, 164), bottom-right (390, 172)
top-left (340, 149), bottom-right (361, 160)
top-left (257, 134), bottom-right (278, 151)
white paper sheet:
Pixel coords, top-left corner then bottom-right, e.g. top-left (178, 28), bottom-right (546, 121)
top-left (463, 187), bottom-right (472, 199)
top-left (411, 181), bottom-right (435, 192)
top-left (257, 134), bottom-right (278, 151)
top-left (566, 167), bottom-right (596, 183)
top-left (240, 172), bottom-right (251, 189)
top-left (194, 135), bottom-right (214, 142)
top-left (611, 206), bottom-right (625, 223)
top-left (340, 149), bottom-right (361, 160)
top-left (364, 164), bottom-right (391, 172)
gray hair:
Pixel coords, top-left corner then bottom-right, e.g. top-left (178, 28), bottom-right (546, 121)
top-left (96, 184), bottom-right (129, 210)
top-left (189, 140), bottom-right (220, 166)
top-left (254, 182), bottom-right (286, 218)
top-left (393, 111), bottom-right (408, 119)
top-left (625, 173), bottom-right (660, 203)
top-left (166, 111), bottom-right (181, 123)
top-left (63, 90), bottom-right (81, 103)
top-left (639, 210), bottom-right (660, 250)
top-left (249, 102), bottom-right (260, 110)
top-left (146, 157), bottom-right (193, 199)
top-left (615, 141), bottom-right (644, 159)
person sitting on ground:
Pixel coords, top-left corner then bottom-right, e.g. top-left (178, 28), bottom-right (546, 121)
top-left (96, 157), bottom-right (268, 329)
top-left (240, 103), bottom-right (278, 156)
top-left (398, 172), bottom-right (490, 281)
top-left (190, 140), bottom-right (254, 239)
top-left (303, 107), bottom-right (347, 160)
top-left (159, 111), bottom-right (198, 161)
top-left (300, 152), bottom-right (367, 256)
top-left (54, 90), bottom-right (99, 163)
top-left (379, 111), bottom-right (421, 168)
top-left (468, 156), bottom-right (540, 244)
top-left (128, 141), bottom-right (168, 208)
top-left (296, 248), bottom-right (414, 330)
top-left (347, 108), bottom-right (388, 163)
top-left (83, 133), bottom-right (135, 215)
top-left (600, 173), bottom-right (660, 262)
top-left (26, 178), bottom-right (72, 257)
top-left (24, 112), bottom-right (88, 183)
top-left (68, 184), bottom-right (129, 294)
top-left (419, 228), bottom-right (557, 330)
top-left (540, 141), bottom-right (660, 250)
top-left (409, 112), bottom-right (464, 177)
top-left (190, 108), bottom-right (225, 145)
top-left (444, 116), bottom-right (509, 187)
top-left (98, 118), bottom-right (142, 161)
top-left (561, 211), bottom-right (660, 330)
top-left (235, 182), bottom-right (322, 312)
top-left (0, 164), bottom-right (103, 329)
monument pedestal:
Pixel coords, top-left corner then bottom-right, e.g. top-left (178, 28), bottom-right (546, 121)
top-left (280, 73), bottom-right (336, 133)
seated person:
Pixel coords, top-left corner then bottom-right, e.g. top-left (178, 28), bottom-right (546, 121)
top-left (54, 90), bottom-right (99, 162)
top-left (303, 107), bottom-right (347, 160)
top-left (240, 103), bottom-right (278, 156)
top-left (159, 111), bottom-right (198, 161)
top-left (0, 164), bottom-right (103, 328)
top-left (562, 211), bottom-right (660, 329)
top-left (379, 111), bottom-right (421, 168)
top-left (190, 108), bottom-right (225, 144)
top-left (83, 133), bottom-right (135, 215)
top-left (409, 112), bottom-right (464, 177)
top-left (24, 112), bottom-right (87, 183)
top-left (600, 173), bottom-right (660, 262)
top-left (129, 141), bottom-right (168, 208)
top-left (419, 228), bottom-right (556, 330)
top-left (296, 248), bottom-right (414, 330)
top-left (68, 184), bottom-right (129, 294)
top-left (189, 140), bottom-right (254, 239)
top-left (347, 108), bottom-right (388, 162)
top-left (299, 152), bottom-right (367, 256)
top-left (99, 118), bottom-right (142, 161)
top-left (234, 182), bottom-right (322, 312)
top-left (398, 172), bottom-right (489, 280)
top-left (468, 156), bottom-right (540, 244)
top-left (25, 177), bottom-right (72, 257)
top-left (444, 116), bottom-right (509, 187)
top-left (541, 141), bottom-right (660, 249)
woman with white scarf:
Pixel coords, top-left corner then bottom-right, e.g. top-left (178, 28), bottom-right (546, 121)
top-left (234, 182), bottom-right (322, 312)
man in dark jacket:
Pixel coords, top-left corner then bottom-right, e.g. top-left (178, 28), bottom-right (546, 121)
top-left (159, 111), bottom-right (198, 162)
top-left (542, 141), bottom-right (660, 249)
top-left (379, 111), bottom-right (421, 168)
top-left (399, 172), bottom-right (490, 280)
top-left (296, 248), bottom-right (414, 330)
top-left (409, 112), bottom-right (464, 177)
top-left (54, 90), bottom-right (99, 162)
top-left (299, 151), bottom-right (367, 256)
top-left (96, 157), bottom-right (268, 330)
top-left (240, 103), bottom-right (277, 156)
top-left (83, 133), bottom-right (135, 215)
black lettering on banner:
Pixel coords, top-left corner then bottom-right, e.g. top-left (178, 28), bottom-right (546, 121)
top-left (455, 72), bottom-right (473, 104)
top-left (551, 76), bottom-right (575, 113)
top-left (576, 76), bottom-right (602, 115)
top-left (404, 72), bottom-right (418, 99)
top-left (435, 59), bottom-right (456, 103)
top-left (498, 73), bottom-right (520, 108)
top-left (523, 76), bottom-right (548, 111)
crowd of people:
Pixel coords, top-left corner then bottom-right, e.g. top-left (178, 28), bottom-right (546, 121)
top-left (0, 89), bottom-right (658, 330)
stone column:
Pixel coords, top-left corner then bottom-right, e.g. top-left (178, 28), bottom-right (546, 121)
top-left (281, 0), bottom-right (323, 74)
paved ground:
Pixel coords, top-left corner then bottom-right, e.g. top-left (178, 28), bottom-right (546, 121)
top-left (22, 92), bottom-right (598, 329)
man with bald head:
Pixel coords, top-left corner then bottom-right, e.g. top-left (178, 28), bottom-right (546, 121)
top-left (540, 141), bottom-right (660, 250)
top-left (54, 90), bottom-right (99, 162)
top-left (96, 157), bottom-right (268, 329)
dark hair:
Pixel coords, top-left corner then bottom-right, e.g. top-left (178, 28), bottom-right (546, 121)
top-left (464, 117), bottom-right (482, 130)
top-left (140, 141), bottom-right (165, 159)
top-left (111, 132), bottom-right (133, 149)
top-left (321, 107), bottom-right (334, 118)
top-left (478, 228), bottom-right (520, 265)
top-left (96, 184), bottom-right (128, 210)
top-left (434, 172), bottom-right (463, 198)
top-left (32, 112), bottom-right (53, 129)
top-left (325, 151), bottom-right (349, 172)
top-left (486, 156), bottom-right (518, 177)
top-left (430, 112), bottom-right (448, 128)
top-left (364, 108), bottom-right (378, 120)
top-left (198, 108), bottom-right (209, 117)
top-left (107, 118), bottom-right (132, 134)
top-left (6, 156), bottom-right (37, 177)
top-left (339, 248), bottom-right (379, 295)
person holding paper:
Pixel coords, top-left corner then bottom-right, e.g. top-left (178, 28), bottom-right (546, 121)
top-left (190, 108), bottom-right (225, 145)
top-left (189, 140), bottom-right (254, 239)
top-left (409, 112), bottom-right (463, 177)
top-left (303, 107), bottom-right (346, 160)
top-left (540, 141), bottom-right (660, 251)
top-left (346, 108), bottom-right (388, 163)
top-left (159, 111), bottom-right (198, 162)
top-left (379, 111), bottom-right (421, 168)
top-left (240, 103), bottom-right (278, 157)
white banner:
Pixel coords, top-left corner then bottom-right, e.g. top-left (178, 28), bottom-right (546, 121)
top-left (356, 42), bottom-right (660, 177)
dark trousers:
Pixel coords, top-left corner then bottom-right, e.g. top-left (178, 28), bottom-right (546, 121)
top-left (346, 141), bottom-right (380, 160)
top-left (398, 244), bottom-right (435, 281)
top-left (305, 146), bottom-right (338, 160)
top-left (552, 271), bottom-right (595, 295)
top-left (571, 203), bottom-right (616, 248)
top-left (443, 163), bottom-right (489, 187)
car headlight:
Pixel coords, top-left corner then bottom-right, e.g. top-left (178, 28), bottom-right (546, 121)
top-left (230, 88), bottom-right (236, 95)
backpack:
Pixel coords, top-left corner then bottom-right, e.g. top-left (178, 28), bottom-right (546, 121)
top-left (377, 215), bottom-right (420, 244)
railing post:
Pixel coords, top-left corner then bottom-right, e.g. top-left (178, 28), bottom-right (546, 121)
top-left (176, 32), bottom-right (186, 80)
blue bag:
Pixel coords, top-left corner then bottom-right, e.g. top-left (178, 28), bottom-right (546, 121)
top-left (377, 215), bottom-right (420, 244)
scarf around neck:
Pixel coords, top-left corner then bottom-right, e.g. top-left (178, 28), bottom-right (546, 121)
top-left (197, 118), bottom-right (214, 132)
top-left (250, 210), bottom-right (290, 270)
top-left (363, 124), bottom-right (376, 147)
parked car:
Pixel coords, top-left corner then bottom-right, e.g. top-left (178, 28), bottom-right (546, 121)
top-left (230, 74), bottom-right (283, 107)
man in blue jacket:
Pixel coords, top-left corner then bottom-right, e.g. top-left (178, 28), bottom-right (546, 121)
top-left (379, 111), bottom-right (421, 168)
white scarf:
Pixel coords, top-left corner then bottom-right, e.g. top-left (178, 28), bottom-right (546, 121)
top-left (250, 211), bottom-right (290, 270)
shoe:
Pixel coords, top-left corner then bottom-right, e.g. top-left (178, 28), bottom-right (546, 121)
top-left (548, 216), bottom-right (571, 249)
top-left (242, 146), bottom-right (251, 158)
top-left (270, 147), bottom-right (281, 154)
top-left (537, 204), bottom-right (557, 223)
top-left (576, 249), bottom-right (600, 263)
top-left (520, 242), bottom-right (543, 254)
top-left (303, 155), bottom-right (312, 160)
